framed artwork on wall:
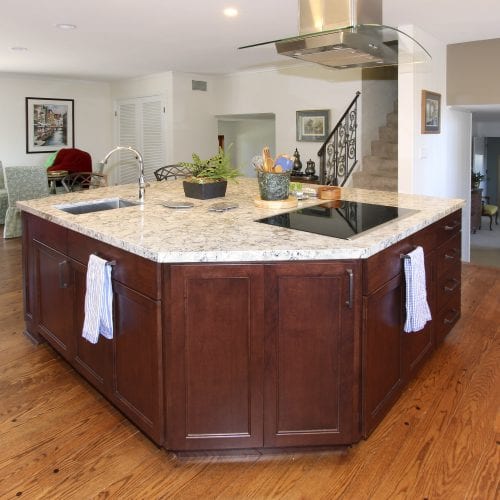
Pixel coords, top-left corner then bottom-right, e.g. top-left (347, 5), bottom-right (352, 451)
top-left (296, 109), bottom-right (330, 142)
top-left (25, 97), bottom-right (75, 153)
top-left (421, 90), bottom-right (441, 134)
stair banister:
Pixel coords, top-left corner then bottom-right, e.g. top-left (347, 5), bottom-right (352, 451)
top-left (318, 91), bottom-right (361, 186)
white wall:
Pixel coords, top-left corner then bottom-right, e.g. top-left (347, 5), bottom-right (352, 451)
top-left (213, 64), bottom-right (362, 166)
top-left (171, 72), bottom-right (218, 163)
top-left (398, 26), bottom-right (472, 260)
top-left (218, 118), bottom-right (276, 177)
top-left (0, 73), bottom-right (112, 167)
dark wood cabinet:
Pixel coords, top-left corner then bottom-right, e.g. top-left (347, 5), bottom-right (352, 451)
top-left (166, 264), bottom-right (265, 450)
top-left (22, 209), bottom-right (462, 453)
top-left (362, 210), bottom-right (461, 437)
top-left (33, 241), bottom-right (75, 360)
top-left (264, 261), bottom-right (361, 447)
top-left (23, 213), bottom-right (164, 445)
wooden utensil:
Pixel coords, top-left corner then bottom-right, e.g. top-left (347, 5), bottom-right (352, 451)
top-left (262, 146), bottom-right (274, 172)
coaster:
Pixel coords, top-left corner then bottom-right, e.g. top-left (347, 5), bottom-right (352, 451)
top-left (208, 202), bottom-right (239, 212)
top-left (163, 201), bottom-right (194, 209)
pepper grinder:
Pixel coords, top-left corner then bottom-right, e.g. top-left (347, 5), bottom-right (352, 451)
top-left (292, 148), bottom-right (303, 174)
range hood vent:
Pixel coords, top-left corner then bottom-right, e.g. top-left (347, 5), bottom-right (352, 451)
top-left (240, 0), bottom-right (430, 70)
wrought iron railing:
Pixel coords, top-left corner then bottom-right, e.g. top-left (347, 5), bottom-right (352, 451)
top-left (318, 91), bottom-right (360, 186)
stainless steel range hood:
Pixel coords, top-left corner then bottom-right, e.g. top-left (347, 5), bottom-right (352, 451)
top-left (240, 0), bottom-right (430, 70)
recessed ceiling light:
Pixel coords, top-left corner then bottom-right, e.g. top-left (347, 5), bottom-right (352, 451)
top-left (11, 46), bottom-right (28, 51)
top-left (223, 7), bottom-right (238, 17)
top-left (56, 23), bottom-right (77, 30)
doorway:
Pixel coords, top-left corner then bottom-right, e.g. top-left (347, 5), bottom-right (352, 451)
top-left (217, 114), bottom-right (276, 177)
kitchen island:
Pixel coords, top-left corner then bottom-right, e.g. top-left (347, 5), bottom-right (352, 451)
top-left (18, 178), bottom-right (464, 452)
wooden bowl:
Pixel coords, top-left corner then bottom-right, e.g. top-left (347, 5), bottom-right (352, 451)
top-left (318, 186), bottom-right (341, 200)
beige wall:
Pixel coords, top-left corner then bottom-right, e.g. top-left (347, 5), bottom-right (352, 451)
top-left (447, 38), bottom-right (500, 105)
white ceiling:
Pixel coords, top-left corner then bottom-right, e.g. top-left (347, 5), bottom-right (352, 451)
top-left (1, 0), bottom-right (500, 81)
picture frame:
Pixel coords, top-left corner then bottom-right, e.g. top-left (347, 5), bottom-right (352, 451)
top-left (296, 109), bottom-right (330, 142)
top-left (421, 90), bottom-right (441, 134)
top-left (26, 97), bottom-right (74, 153)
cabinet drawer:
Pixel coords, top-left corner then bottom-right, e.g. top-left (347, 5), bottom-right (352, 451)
top-left (436, 266), bottom-right (461, 312)
top-left (435, 294), bottom-right (461, 344)
top-left (28, 214), bottom-right (68, 254)
top-left (434, 210), bottom-right (462, 247)
top-left (436, 232), bottom-right (461, 278)
top-left (363, 237), bottom-right (413, 294)
top-left (67, 229), bottom-right (161, 300)
top-left (409, 222), bottom-right (437, 255)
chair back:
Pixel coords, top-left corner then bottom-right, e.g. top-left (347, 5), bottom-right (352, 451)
top-left (0, 161), bottom-right (5, 190)
top-left (4, 165), bottom-right (50, 205)
top-left (154, 165), bottom-right (191, 181)
top-left (62, 172), bottom-right (107, 192)
top-left (3, 165), bottom-right (50, 238)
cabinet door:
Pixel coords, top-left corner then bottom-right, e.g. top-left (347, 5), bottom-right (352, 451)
top-left (264, 262), bottom-right (360, 447)
top-left (72, 260), bottom-right (113, 394)
top-left (167, 264), bottom-right (265, 451)
top-left (402, 251), bottom-right (435, 381)
top-left (362, 274), bottom-right (404, 437)
top-left (33, 241), bottom-right (74, 360)
top-left (112, 281), bottom-right (164, 446)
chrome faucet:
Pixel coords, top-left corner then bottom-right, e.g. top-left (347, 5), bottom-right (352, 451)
top-left (101, 146), bottom-right (146, 204)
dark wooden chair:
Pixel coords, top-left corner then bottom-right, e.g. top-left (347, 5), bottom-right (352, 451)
top-left (61, 172), bottom-right (107, 192)
top-left (154, 165), bottom-right (191, 181)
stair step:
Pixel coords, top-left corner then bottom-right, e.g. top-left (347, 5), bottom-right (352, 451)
top-left (362, 156), bottom-right (398, 173)
top-left (351, 172), bottom-right (398, 192)
top-left (371, 140), bottom-right (398, 159)
top-left (386, 111), bottom-right (398, 127)
top-left (379, 125), bottom-right (398, 142)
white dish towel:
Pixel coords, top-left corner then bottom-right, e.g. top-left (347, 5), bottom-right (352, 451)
top-left (82, 254), bottom-right (114, 344)
top-left (403, 246), bottom-right (432, 333)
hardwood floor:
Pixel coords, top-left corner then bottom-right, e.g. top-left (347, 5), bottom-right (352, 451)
top-left (0, 235), bottom-right (498, 499)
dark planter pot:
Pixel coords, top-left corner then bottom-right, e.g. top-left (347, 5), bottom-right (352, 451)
top-left (183, 180), bottom-right (227, 200)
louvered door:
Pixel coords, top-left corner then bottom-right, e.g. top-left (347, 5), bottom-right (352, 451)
top-left (115, 96), bottom-right (166, 184)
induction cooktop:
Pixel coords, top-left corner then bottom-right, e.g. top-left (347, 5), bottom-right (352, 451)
top-left (256, 200), bottom-right (417, 240)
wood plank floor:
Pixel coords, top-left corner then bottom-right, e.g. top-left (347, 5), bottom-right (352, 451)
top-left (0, 236), bottom-right (498, 499)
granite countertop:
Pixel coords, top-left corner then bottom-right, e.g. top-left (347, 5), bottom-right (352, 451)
top-left (17, 178), bottom-right (465, 263)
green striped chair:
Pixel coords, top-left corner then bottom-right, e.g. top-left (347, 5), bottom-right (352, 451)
top-left (481, 197), bottom-right (498, 231)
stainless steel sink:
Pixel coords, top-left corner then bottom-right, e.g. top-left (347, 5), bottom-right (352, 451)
top-left (56, 198), bottom-right (140, 215)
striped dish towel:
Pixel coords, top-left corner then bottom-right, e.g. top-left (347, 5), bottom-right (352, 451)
top-left (82, 254), bottom-right (114, 344)
top-left (403, 246), bottom-right (432, 333)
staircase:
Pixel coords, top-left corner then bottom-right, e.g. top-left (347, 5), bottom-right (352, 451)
top-left (352, 103), bottom-right (398, 191)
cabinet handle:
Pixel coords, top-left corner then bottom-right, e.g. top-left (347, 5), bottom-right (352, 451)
top-left (443, 309), bottom-right (459, 325)
top-left (444, 221), bottom-right (460, 231)
top-left (444, 248), bottom-right (458, 260)
top-left (444, 278), bottom-right (459, 292)
top-left (58, 260), bottom-right (69, 288)
top-left (346, 269), bottom-right (354, 309)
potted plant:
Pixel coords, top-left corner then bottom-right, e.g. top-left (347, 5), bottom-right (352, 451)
top-left (180, 147), bottom-right (240, 199)
top-left (471, 171), bottom-right (485, 189)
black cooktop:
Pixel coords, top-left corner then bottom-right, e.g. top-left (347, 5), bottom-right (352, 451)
top-left (256, 200), bottom-right (417, 240)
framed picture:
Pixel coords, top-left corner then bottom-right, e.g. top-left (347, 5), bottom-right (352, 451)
top-left (296, 109), bottom-right (330, 142)
top-left (421, 90), bottom-right (441, 134)
top-left (26, 97), bottom-right (74, 153)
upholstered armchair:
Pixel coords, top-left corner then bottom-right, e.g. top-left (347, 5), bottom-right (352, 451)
top-left (47, 148), bottom-right (92, 174)
top-left (3, 165), bottom-right (50, 238)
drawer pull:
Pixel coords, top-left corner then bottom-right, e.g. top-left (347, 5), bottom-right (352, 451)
top-left (346, 269), bottom-right (354, 309)
top-left (443, 309), bottom-right (459, 325)
top-left (444, 279), bottom-right (460, 292)
top-left (444, 249), bottom-right (459, 260)
top-left (444, 221), bottom-right (460, 231)
top-left (58, 260), bottom-right (70, 289)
